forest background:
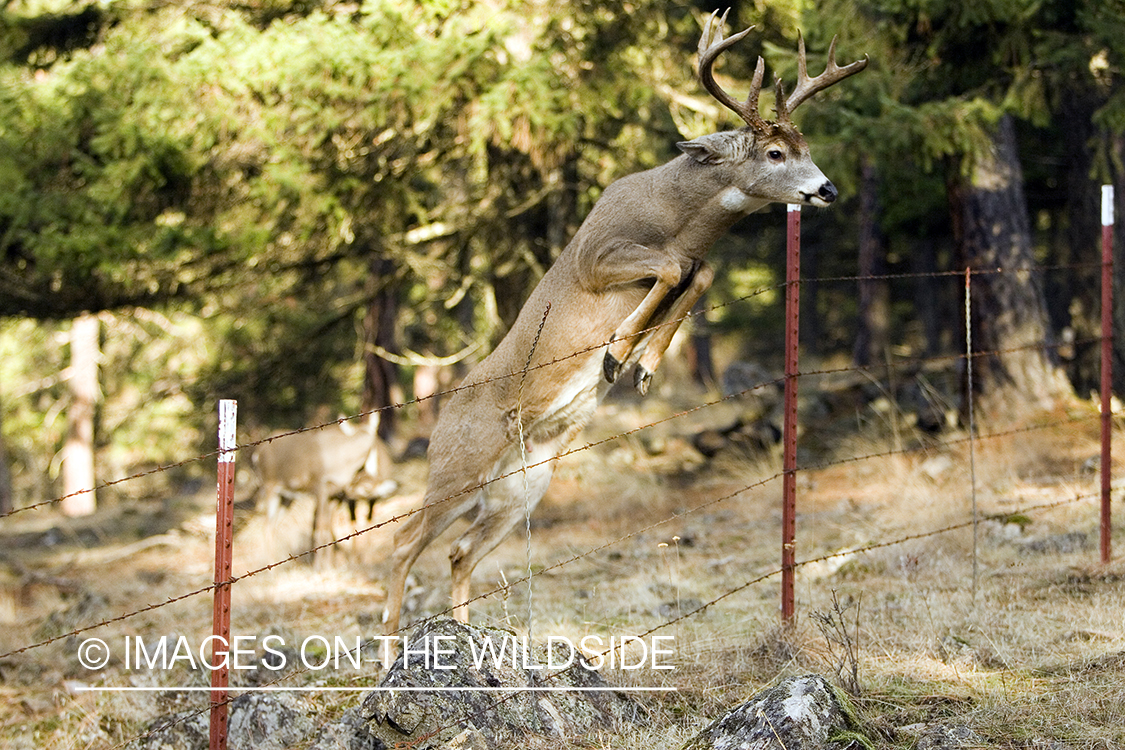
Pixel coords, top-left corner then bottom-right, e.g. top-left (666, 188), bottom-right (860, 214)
top-left (2, 0), bottom-right (1125, 513)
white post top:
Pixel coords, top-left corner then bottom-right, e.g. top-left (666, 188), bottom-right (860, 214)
top-left (788, 203), bottom-right (801, 213)
top-left (1104, 185), bottom-right (1115, 227)
top-left (218, 399), bottom-right (237, 459)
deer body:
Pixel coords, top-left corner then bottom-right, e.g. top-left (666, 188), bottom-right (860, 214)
top-left (254, 415), bottom-right (388, 567)
top-left (383, 11), bottom-right (866, 643)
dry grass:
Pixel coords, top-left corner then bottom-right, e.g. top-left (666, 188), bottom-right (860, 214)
top-left (1, 400), bottom-right (1123, 749)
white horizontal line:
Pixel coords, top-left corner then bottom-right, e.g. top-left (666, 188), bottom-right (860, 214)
top-left (73, 685), bottom-right (676, 693)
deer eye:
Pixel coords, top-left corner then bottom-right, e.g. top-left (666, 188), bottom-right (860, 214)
top-left (767, 149), bottom-right (785, 162)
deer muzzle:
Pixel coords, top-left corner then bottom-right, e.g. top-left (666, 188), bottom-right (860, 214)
top-left (804, 180), bottom-right (838, 206)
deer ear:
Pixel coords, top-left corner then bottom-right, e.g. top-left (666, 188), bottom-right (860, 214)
top-left (677, 134), bottom-right (731, 164)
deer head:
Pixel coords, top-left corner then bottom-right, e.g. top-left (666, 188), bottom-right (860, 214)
top-left (679, 10), bottom-right (868, 208)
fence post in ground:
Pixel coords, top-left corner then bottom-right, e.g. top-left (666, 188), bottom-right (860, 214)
top-left (965, 267), bottom-right (979, 600)
top-left (782, 204), bottom-right (801, 623)
top-left (1101, 185), bottom-right (1114, 565)
top-left (211, 399), bottom-right (237, 750)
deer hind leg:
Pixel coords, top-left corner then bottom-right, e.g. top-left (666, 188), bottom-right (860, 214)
top-left (382, 492), bottom-right (477, 647)
top-left (633, 261), bottom-right (714, 395)
top-left (382, 509), bottom-right (427, 636)
top-left (449, 455), bottom-right (555, 622)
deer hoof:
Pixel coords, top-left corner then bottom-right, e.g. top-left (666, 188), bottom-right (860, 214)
top-left (634, 365), bottom-right (652, 396)
top-left (603, 351), bottom-right (623, 383)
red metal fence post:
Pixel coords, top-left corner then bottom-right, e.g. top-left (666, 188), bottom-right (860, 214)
top-left (211, 399), bottom-right (237, 750)
top-left (782, 204), bottom-right (801, 622)
top-left (1101, 185), bottom-right (1114, 565)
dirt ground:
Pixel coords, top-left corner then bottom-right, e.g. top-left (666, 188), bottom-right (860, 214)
top-left (1, 393), bottom-right (1124, 749)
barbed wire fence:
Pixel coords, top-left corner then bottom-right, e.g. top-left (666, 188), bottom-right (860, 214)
top-left (0, 191), bottom-right (1119, 750)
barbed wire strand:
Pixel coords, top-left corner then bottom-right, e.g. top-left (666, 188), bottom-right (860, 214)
top-left (2, 260), bottom-right (1096, 521)
top-left (4, 262), bottom-right (1117, 746)
top-left (392, 486), bottom-right (1101, 749)
top-left (82, 415), bottom-right (1115, 750)
top-left (102, 473), bottom-right (1105, 750)
top-left (517, 303), bottom-right (551, 643)
top-left (1, 389), bottom-right (1109, 665)
top-left (0, 279), bottom-right (791, 521)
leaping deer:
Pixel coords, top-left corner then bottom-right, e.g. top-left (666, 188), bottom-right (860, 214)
top-left (383, 11), bottom-right (866, 644)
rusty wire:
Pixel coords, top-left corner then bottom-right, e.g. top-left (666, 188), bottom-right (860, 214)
top-left (0, 300), bottom-right (1113, 662)
top-left (0, 262), bottom-right (1103, 522)
top-left (3, 399), bottom-right (1105, 667)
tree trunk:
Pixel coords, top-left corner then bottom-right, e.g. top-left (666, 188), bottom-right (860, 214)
top-left (62, 312), bottom-right (98, 516)
top-left (362, 254), bottom-right (399, 441)
top-left (0, 397), bottom-right (12, 515)
top-left (911, 237), bottom-right (944, 358)
top-left (853, 158), bottom-right (890, 368)
top-left (949, 114), bottom-right (1071, 420)
top-left (1056, 87), bottom-right (1101, 395)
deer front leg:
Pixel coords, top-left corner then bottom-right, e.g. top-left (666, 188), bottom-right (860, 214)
top-left (633, 261), bottom-right (714, 395)
top-left (602, 252), bottom-right (689, 384)
top-left (312, 485), bottom-right (335, 571)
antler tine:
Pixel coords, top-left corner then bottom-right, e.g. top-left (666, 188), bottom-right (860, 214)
top-left (777, 32), bottom-right (868, 123)
top-left (697, 9), bottom-right (765, 131)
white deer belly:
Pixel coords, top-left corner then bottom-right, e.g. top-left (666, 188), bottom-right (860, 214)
top-left (485, 352), bottom-right (608, 513)
top-left (499, 352), bottom-right (608, 461)
top-left (540, 351), bottom-right (610, 437)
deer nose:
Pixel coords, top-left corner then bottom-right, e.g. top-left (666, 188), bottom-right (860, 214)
top-left (817, 181), bottom-right (838, 203)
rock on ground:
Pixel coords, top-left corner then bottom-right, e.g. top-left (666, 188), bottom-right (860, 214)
top-left (902, 722), bottom-right (987, 749)
top-left (361, 618), bottom-right (643, 749)
top-left (681, 674), bottom-right (864, 750)
top-left (126, 692), bottom-right (315, 750)
top-left (122, 619), bottom-right (641, 750)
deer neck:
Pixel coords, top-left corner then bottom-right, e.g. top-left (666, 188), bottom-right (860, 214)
top-left (716, 185), bottom-right (769, 216)
top-left (661, 158), bottom-right (769, 250)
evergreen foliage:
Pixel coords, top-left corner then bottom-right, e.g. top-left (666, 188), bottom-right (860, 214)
top-left (1, 0), bottom-right (1123, 503)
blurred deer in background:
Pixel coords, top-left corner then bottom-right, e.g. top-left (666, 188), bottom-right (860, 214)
top-left (383, 10), bottom-right (867, 643)
top-left (254, 413), bottom-right (393, 568)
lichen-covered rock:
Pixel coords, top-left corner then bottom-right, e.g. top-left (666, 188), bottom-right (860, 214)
top-left (361, 618), bottom-right (642, 749)
top-left (681, 674), bottom-right (861, 750)
top-left (306, 705), bottom-right (384, 750)
top-left (912, 723), bottom-right (987, 750)
top-left (125, 708), bottom-right (209, 750)
top-left (126, 692), bottom-right (315, 750)
top-left (227, 692), bottom-right (316, 750)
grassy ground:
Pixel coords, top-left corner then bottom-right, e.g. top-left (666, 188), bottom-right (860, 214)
top-left (1, 395), bottom-right (1123, 749)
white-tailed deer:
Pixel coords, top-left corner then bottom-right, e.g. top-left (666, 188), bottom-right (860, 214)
top-left (254, 413), bottom-right (390, 567)
top-left (383, 11), bottom-right (866, 639)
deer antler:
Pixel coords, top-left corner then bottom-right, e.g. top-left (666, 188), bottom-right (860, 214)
top-left (697, 9), bottom-right (767, 131)
top-left (775, 31), bottom-right (868, 124)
